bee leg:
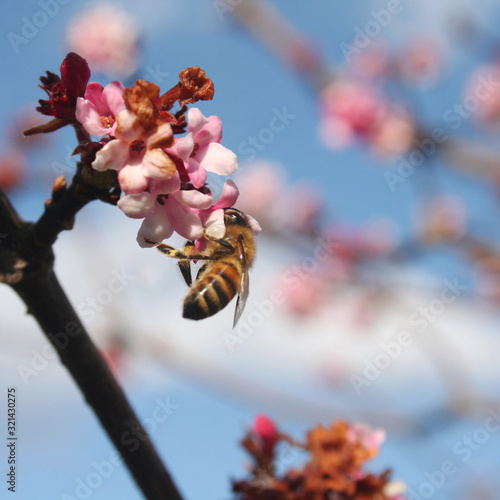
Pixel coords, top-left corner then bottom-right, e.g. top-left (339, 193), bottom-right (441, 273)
top-left (204, 234), bottom-right (234, 253)
top-left (152, 243), bottom-right (180, 258)
top-left (178, 260), bottom-right (192, 287)
top-left (147, 241), bottom-right (215, 261)
top-left (144, 238), bottom-right (190, 257)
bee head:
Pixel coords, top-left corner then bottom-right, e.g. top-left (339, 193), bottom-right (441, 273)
top-left (223, 208), bottom-right (248, 227)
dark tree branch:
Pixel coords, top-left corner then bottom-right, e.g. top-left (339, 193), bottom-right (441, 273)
top-left (0, 187), bottom-right (23, 234)
top-left (22, 164), bottom-right (120, 257)
top-left (0, 183), bottom-right (183, 500)
top-left (27, 174), bottom-right (95, 251)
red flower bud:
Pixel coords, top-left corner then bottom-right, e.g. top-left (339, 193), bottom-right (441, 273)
top-left (36, 52), bottom-right (91, 122)
top-left (253, 414), bottom-right (278, 454)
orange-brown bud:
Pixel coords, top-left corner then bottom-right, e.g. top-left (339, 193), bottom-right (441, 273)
top-left (123, 80), bottom-right (162, 133)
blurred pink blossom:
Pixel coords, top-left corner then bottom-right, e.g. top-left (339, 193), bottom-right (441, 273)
top-left (0, 151), bottom-right (26, 191)
top-left (235, 161), bottom-right (322, 234)
top-left (347, 423), bottom-right (386, 454)
top-left (66, 5), bottom-right (141, 78)
top-left (325, 220), bottom-right (396, 265)
top-left (275, 184), bottom-right (323, 234)
top-left (235, 161), bottom-right (285, 229)
top-left (319, 80), bottom-right (386, 148)
top-left (101, 334), bottom-right (129, 378)
top-left (318, 79), bottom-right (416, 157)
top-left (370, 108), bottom-right (416, 158)
top-left (281, 273), bottom-right (329, 317)
top-left (396, 39), bottom-right (443, 88)
top-left (466, 64), bottom-right (500, 129)
top-left (349, 43), bottom-right (390, 80)
top-left (384, 481), bottom-right (408, 500)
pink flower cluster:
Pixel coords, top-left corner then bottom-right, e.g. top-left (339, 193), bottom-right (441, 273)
top-left (76, 80), bottom-right (243, 246)
top-left (236, 414), bottom-right (407, 499)
top-left (349, 40), bottom-right (442, 89)
top-left (318, 79), bottom-right (416, 158)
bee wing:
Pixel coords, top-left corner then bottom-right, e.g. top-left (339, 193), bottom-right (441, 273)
top-left (233, 241), bottom-right (250, 328)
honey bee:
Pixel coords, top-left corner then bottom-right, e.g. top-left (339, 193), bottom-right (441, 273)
top-left (146, 208), bottom-right (256, 327)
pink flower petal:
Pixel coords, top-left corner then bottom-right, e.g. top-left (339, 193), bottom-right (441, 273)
top-left (76, 82), bottom-right (125, 137)
top-left (168, 199), bottom-right (204, 240)
top-left (142, 148), bottom-right (176, 180)
top-left (103, 81), bottom-right (126, 116)
top-left (204, 209), bottom-right (225, 238)
top-left (115, 109), bottom-right (143, 142)
top-left (146, 122), bottom-right (174, 150)
top-left (213, 179), bottom-right (239, 209)
top-left (92, 140), bottom-right (129, 171)
top-left (348, 424), bottom-right (386, 451)
top-left (137, 209), bottom-right (174, 247)
top-left (149, 174), bottom-right (181, 195)
top-left (187, 107), bottom-right (209, 136)
top-left (245, 213), bottom-right (262, 233)
top-left (84, 83), bottom-right (105, 112)
top-left (168, 133), bottom-right (194, 163)
top-left (194, 115), bottom-right (223, 144)
top-left (173, 189), bottom-right (213, 209)
top-left (199, 142), bottom-right (238, 176)
top-left (76, 98), bottom-right (107, 136)
top-left (185, 157), bottom-right (207, 188)
top-left (118, 163), bottom-right (149, 194)
top-left (117, 192), bottom-right (156, 218)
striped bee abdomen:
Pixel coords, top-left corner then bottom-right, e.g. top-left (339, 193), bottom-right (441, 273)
top-left (183, 261), bottom-right (241, 320)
